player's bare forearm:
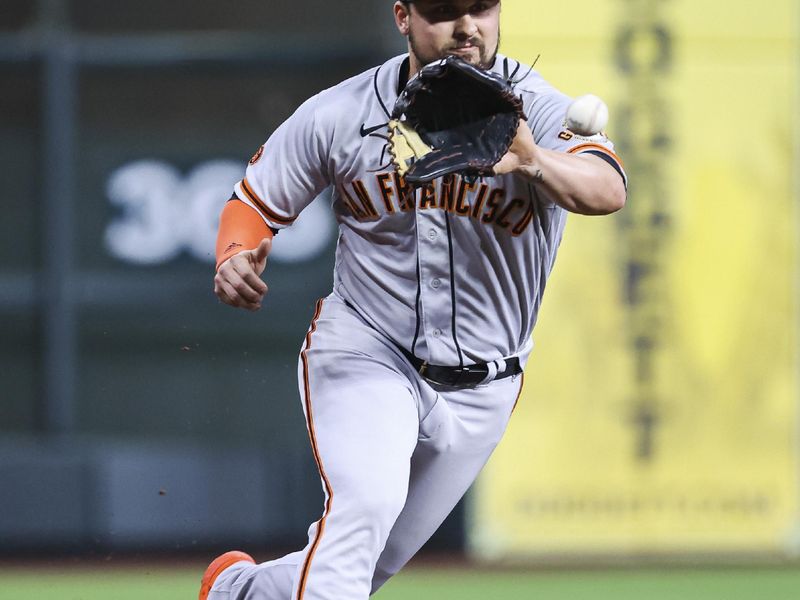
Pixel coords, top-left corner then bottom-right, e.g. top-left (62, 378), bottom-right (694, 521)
top-left (495, 121), bottom-right (626, 215)
top-left (518, 148), bottom-right (626, 215)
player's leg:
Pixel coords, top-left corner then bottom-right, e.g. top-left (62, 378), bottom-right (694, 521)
top-left (210, 295), bottom-right (421, 600)
top-left (370, 373), bottom-right (524, 594)
top-left (208, 551), bottom-right (302, 600)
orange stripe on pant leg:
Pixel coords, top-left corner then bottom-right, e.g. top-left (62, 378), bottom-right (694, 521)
top-left (297, 298), bottom-right (334, 600)
top-left (511, 373), bottom-right (525, 414)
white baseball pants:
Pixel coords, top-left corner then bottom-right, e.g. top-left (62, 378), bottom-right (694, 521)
top-left (210, 293), bottom-right (523, 600)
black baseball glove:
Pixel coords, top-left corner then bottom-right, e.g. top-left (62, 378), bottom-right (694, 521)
top-left (388, 56), bottom-right (525, 186)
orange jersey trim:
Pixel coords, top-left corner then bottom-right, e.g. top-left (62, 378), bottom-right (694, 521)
top-left (567, 143), bottom-right (625, 169)
top-left (215, 199), bottom-right (273, 271)
top-left (297, 299), bottom-right (333, 600)
top-left (239, 177), bottom-right (297, 226)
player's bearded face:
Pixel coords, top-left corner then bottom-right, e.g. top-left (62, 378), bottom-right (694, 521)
top-left (404, 0), bottom-right (501, 71)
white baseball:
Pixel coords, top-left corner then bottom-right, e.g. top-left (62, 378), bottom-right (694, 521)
top-left (565, 94), bottom-right (609, 136)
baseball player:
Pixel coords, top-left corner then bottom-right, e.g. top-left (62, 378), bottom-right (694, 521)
top-left (201, 1), bottom-right (626, 599)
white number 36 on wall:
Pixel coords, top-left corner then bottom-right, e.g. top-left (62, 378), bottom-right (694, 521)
top-left (104, 160), bottom-right (334, 266)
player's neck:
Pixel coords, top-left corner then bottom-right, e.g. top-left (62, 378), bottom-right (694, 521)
top-left (407, 53), bottom-right (423, 80)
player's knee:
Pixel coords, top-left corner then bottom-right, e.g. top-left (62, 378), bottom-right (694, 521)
top-left (360, 484), bottom-right (407, 527)
top-left (336, 481), bottom-right (407, 542)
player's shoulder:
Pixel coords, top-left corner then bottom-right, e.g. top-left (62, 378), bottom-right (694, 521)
top-left (302, 54), bottom-right (405, 130)
top-left (315, 54), bottom-right (406, 105)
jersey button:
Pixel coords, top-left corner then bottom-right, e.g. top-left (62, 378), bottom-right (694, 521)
top-left (427, 229), bottom-right (438, 240)
top-left (431, 278), bottom-right (441, 289)
top-left (433, 328), bottom-right (443, 337)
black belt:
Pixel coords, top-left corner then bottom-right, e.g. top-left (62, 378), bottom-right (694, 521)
top-left (400, 348), bottom-right (522, 388)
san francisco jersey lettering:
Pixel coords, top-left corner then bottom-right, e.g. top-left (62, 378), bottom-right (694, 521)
top-left (234, 53), bottom-right (624, 367)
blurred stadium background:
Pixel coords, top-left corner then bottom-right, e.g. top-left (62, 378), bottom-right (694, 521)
top-left (1, 0), bottom-right (799, 598)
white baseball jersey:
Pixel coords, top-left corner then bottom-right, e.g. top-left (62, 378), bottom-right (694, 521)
top-left (213, 53), bottom-right (627, 600)
top-left (209, 56), bottom-right (625, 600)
top-left (234, 53), bottom-right (625, 368)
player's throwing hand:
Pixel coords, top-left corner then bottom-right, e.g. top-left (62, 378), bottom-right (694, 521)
top-left (213, 237), bottom-right (271, 311)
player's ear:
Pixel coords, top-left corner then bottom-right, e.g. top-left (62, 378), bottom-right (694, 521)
top-left (394, 1), bottom-right (411, 36)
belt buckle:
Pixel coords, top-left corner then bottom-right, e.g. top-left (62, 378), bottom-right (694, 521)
top-left (418, 361), bottom-right (429, 377)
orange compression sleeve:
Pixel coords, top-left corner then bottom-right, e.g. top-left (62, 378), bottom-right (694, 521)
top-left (215, 199), bottom-right (274, 271)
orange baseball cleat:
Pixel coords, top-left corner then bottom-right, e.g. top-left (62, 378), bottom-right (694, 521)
top-left (199, 550), bottom-right (256, 600)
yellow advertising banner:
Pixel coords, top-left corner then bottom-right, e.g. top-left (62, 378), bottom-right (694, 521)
top-left (473, 0), bottom-right (800, 558)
